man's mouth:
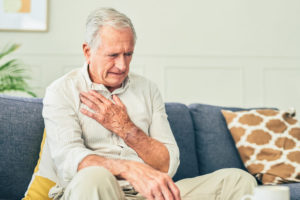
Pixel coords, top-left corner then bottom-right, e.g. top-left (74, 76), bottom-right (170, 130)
top-left (108, 72), bottom-right (125, 77)
top-left (109, 71), bottom-right (124, 74)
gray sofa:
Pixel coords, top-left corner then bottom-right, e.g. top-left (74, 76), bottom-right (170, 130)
top-left (0, 94), bottom-right (299, 200)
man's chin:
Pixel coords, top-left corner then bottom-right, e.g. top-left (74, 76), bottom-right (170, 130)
top-left (105, 79), bottom-right (125, 90)
top-left (105, 73), bottom-right (127, 86)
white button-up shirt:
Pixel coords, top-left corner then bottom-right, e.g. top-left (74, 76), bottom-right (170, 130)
top-left (43, 63), bottom-right (180, 187)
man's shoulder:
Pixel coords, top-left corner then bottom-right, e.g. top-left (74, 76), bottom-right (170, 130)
top-left (128, 72), bottom-right (160, 97)
top-left (129, 72), bottom-right (155, 88)
top-left (47, 67), bottom-right (83, 92)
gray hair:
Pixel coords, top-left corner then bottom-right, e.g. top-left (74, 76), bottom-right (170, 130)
top-left (85, 8), bottom-right (137, 51)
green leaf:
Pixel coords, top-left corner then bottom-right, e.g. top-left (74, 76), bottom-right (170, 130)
top-left (0, 43), bottom-right (36, 97)
top-left (0, 44), bottom-right (20, 60)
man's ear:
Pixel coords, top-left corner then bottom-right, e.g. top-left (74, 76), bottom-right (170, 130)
top-left (82, 43), bottom-right (91, 64)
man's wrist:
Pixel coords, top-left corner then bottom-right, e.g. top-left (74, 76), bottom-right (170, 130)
top-left (123, 124), bottom-right (144, 145)
top-left (78, 155), bottom-right (131, 179)
top-left (122, 122), bottom-right (139, 141)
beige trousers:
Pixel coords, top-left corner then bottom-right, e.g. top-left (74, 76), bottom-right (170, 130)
top-left (61, 166), bottom-right (257, 200)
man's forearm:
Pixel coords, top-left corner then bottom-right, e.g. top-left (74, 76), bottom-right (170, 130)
top-left (77, 154), bottom-right (127, 178)
top-left (78, 127), bottom-right (170, 174)
top-left (79, 91), bottom-right (171, 173)
top-left (123, 125), bottom-right (170, 173)
top-left (78, 154), bottom-right (181, 200)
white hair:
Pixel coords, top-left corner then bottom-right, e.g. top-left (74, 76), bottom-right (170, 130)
top-left (85, 7), bottom-right (137, 51)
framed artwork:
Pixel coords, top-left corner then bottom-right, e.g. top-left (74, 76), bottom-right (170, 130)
top-left (0, 0), bottom-right (48, 32)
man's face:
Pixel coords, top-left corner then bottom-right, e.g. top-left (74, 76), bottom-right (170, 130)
top-left (83, 26), bottom-right (135, 92)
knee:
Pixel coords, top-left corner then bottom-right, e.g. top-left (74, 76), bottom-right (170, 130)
top-left (75, 166), bottom-right (116, 187)
top-left (216, 168), bottom-right (257, 187)
top-left (64, 167), bottom-right (123, 200)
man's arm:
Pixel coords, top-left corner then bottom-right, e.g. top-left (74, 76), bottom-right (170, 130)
top-left (78, 154), bottom-right (180, 200)
top-left (44, 78), bottom-right (180, 199)
top-left (80, 90), bottom-right (171, 172)
top-left (43, 86), bottom-right (95, 185)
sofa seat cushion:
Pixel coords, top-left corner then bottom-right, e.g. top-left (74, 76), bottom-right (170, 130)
top-left (165, 103), bottom-right (199, 181)
top-left (189, 103), bottom-right (250, 175)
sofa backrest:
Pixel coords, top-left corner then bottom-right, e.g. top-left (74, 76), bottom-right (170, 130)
top-left (189, 103), bottom-right (256, 175)
top-left (165, 103), bottom-right (199, 181)
top-left (0, 95), bottom-right (44, 200)
top-left (0, 95), bottom-right (201, 199)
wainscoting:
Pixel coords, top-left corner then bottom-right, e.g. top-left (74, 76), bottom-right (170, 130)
top-left (18, 53), bottom-right (300, 116)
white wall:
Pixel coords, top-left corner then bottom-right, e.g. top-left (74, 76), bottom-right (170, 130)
top-left (1, 0), bottom-right (300, 112)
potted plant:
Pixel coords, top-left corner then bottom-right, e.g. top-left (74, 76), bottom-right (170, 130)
top-left (0, 44), bottom-right (36, 97)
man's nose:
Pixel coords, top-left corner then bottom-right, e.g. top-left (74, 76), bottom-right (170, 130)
top-left (115, 55), bottom-right (127, 71)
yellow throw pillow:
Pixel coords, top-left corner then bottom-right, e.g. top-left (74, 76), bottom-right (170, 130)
top-left (221, 109), bottom-right (300, 185)
top-left (23, 130), bottom-right (58, 200)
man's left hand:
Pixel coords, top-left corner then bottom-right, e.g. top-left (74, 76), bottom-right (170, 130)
top-left (80, 90), bottom-right (134, 138)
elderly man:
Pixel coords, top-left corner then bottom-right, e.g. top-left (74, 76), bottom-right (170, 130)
top-left (43, 7), bottom-right (256, 200)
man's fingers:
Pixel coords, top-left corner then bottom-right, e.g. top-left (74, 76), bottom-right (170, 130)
top-left (168, 181), bottom-right (181, 200)
top-left (153, 192), bottom-right (165, 200)
top-left (160, 183), bottom-right (175, 200)
top-left (81, 91), bottom-right (103, 105)
top-left (80, 94), bottom-right (99, 112)
top-left (151, 185), bottom-right (165, 200)
top-left (90, 90), bottom-right (111, 105)
top-left (80, 108), bottom-right (98, 121)
top-left (112, 94), bottom-right (125, 108)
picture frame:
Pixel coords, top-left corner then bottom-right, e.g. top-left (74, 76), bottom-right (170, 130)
top-left (0, 0), bottom-right (48, 32)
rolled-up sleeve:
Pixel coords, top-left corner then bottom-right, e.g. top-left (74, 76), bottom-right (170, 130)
top-left (148, 83), bottom-right (180, 178)
top-left (43, 85), bottom-right (93, 185)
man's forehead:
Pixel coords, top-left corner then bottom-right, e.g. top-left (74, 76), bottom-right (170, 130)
top-left (98, 26), bottom-right (135, 51)
top-left (99, 25), bottom-right (134, 39)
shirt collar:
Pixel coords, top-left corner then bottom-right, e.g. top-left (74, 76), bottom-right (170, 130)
top-left (81, 62), bottom-right (130, 95)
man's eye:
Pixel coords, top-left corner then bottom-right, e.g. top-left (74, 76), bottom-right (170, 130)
top-left (125, 52), bottom-right (133, 56)
top-left (109, 54), bottom-right (118, 57)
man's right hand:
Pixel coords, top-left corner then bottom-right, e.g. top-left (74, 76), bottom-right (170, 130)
top-left (120, 160), bottom-right (181, 200)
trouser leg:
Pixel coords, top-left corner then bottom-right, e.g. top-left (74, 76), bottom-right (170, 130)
top-left (61, 166), bottom-right (125, 200)
top-left (176, 168), bottom-right (257, 200)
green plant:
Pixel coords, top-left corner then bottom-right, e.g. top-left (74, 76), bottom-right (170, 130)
top-left (0, 44), bottom-right (36, 97)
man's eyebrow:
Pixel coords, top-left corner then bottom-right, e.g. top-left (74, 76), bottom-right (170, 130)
top-left (106, 51), bottom-right (133, 56)
top-left (106, 52), bottom-right (119, 57)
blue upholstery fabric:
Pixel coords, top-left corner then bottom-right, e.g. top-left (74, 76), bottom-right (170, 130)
top-left (189, 103), bottom-right (250, 175)
top-left (284, 183), bottom-right (300, 200)
top-left (0, 95), bottom-right (299, 200)
top-left (0, 95), bottom-right (44, 200)
top-left (165, 103), bottom-right (199, 181)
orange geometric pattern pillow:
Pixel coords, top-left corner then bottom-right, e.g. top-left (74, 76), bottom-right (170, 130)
top-left (221, 109), bottom-right (300, 185)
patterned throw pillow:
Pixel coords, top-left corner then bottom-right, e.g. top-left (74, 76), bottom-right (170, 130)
top-left (221, 109), bottom-right (300, 185)
top-left (23, 130), bottom-right (58, 200)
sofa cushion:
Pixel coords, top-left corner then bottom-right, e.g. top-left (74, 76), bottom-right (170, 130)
top-left (189, 103), bottom-right (250, 175)
top-left (23, 130), bottom-right (57, 200)
top-left (165, 103), bottom-right (199, 181)
top-left (0, 95), bottom-right (44, 200)
top-left (221, 109), bottom-right (300, 185)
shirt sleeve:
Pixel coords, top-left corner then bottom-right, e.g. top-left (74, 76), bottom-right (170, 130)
top-left (148, 83), bottom-right (180, 178)
top-left (43, 85), bottom-right (94, 186)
